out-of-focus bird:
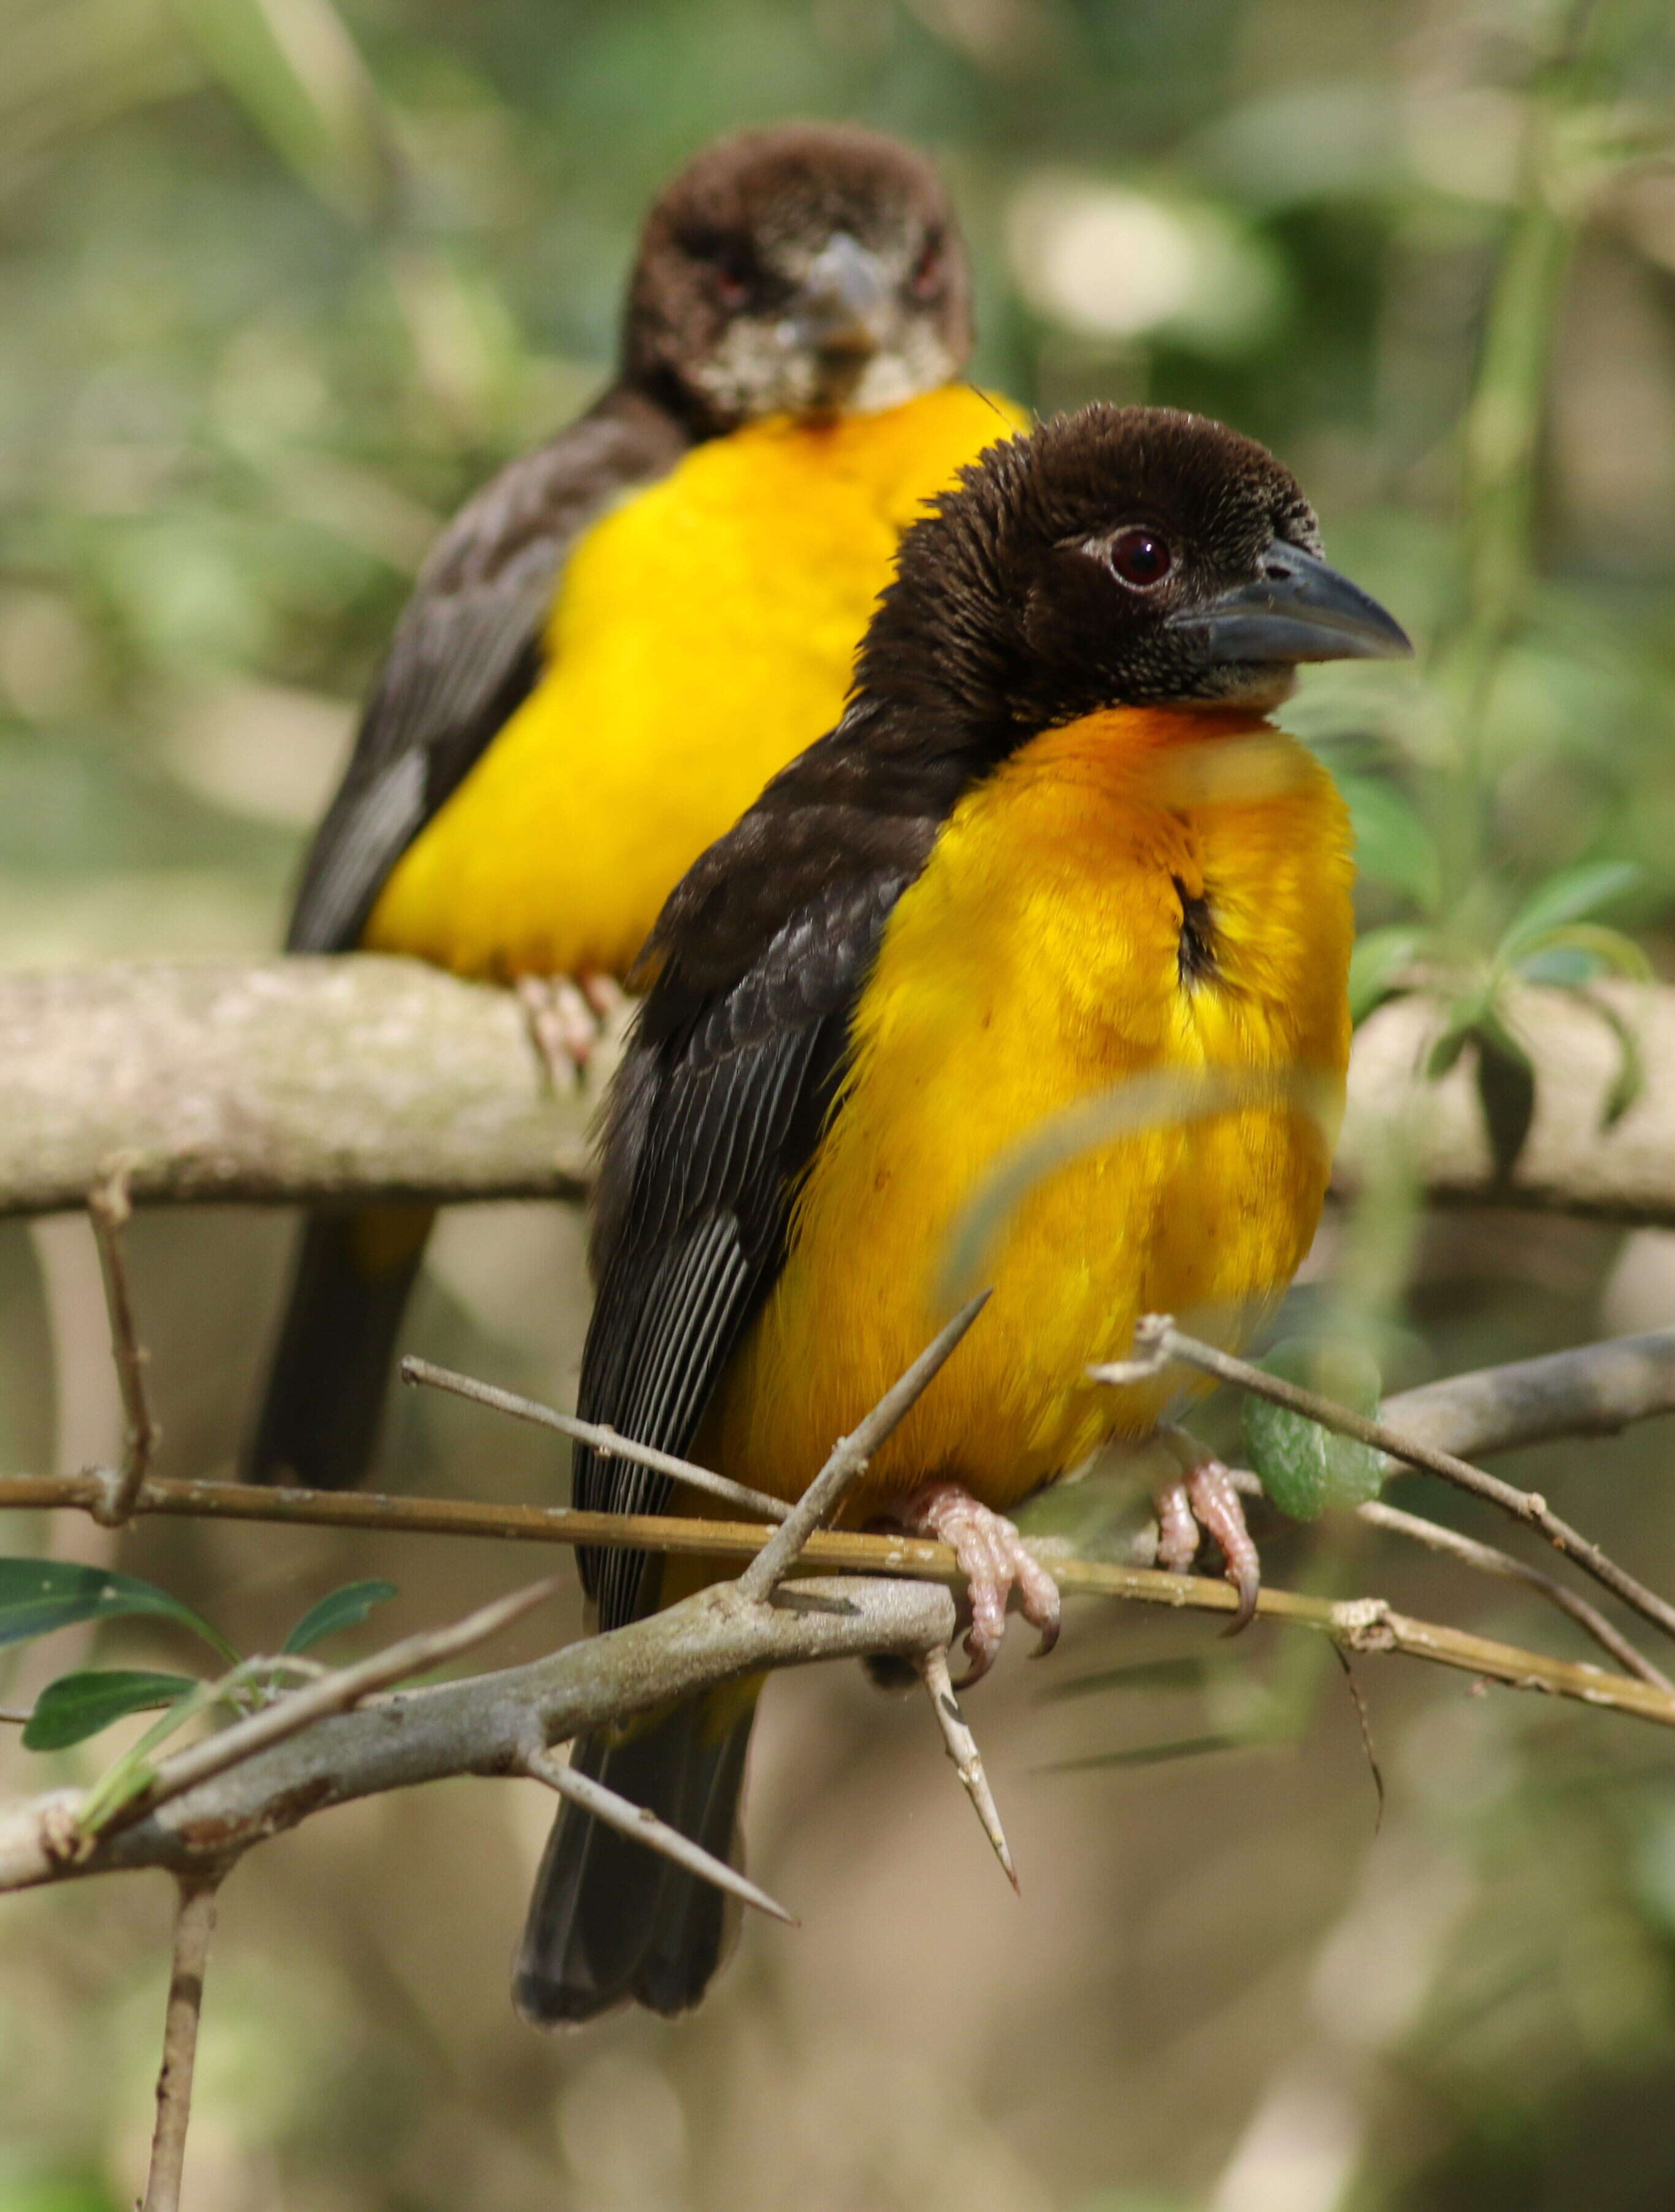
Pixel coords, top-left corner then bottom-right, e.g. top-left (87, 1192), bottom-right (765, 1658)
top-left (248, 123), bottom-right (1024, 1491)
top-left (518, 401), bottom-right (1410, 2026)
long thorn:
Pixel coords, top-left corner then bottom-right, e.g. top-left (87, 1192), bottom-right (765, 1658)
top-left (525, 1745), bottom-right (796, 1926)
top-left (918, 1645), bottom-right (1018, 1892)
top-left (401, 1356), bottom-right (788, 1525)
top-left (739, 1292), bottom-right (991, 1601)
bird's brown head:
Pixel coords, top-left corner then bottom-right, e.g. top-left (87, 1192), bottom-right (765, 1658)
top-left (622, 124), bottom-right (973, 433)
top-left (857, 402), bottom-right (1411, 743)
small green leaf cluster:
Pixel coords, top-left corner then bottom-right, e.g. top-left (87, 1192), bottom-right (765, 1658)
top-left (0, 1561), bottom-right (398, 1826)
top-left (1347, 770), bottom-right (1647, 1181)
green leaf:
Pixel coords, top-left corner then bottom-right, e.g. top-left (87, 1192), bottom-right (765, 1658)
top-left (1473, 1008), bottom-right (1536, 1179)
top-left (1349, 925), bottom-right (1425, 1023)
top-left (169, 0), bottom-right (393, 223)
top-left (1045, 1734), bottom-right (1259, 1772)
top-left (1243, 1340), bottom-right (1385, 1523)
top-left (1515, 945), bottom-right (1598, 986)
top-left (1581, 989), bottom-right (1646, 1129)
top-left (1426, 1016), bottom-right (1475, 1081)
top-left (0, 1560), bottom-right (239, 1664)
top-left (1044, 1656), bottom-right (1211, 1701)
top-left (1339, 774), bottom-right (1441, 910)
top-left (1513, 922), bottom-right (1652, 985)
top-left (1499, 860), bottom-right (1642, 961)
top-left (282, 1578), bottom-right (399, 1654)
top-left (75, 1682), bottom-right (221, 1836)
top-left (21, 1670), bottom-right (199, 1751)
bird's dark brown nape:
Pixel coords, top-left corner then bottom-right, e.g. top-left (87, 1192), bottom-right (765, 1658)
top-left (622, 123), bottom-right (973, 432)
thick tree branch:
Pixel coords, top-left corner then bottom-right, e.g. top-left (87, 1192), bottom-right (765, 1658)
top-left (0, 1576), bottom-right (958, 1895)
top-left (4, 961), bottom-right (1674, 1223)
top-left (0, 956), bottom-right (590, 1215)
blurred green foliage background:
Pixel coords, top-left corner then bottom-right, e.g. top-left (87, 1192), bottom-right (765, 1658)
top-left (3, 0), bottom-right (1675, 2206)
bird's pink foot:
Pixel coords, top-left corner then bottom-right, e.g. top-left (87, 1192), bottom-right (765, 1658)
top-left (517, 972), bottom-right (621, 1088)
top-left (896, 1481), bottom-right (1061, 1686)
top-left (1152, 1430), bottom-right (1261, 1632)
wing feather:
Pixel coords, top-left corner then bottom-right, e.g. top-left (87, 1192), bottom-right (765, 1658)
top-left (573, 856), bottom-right (919, 1630)
top-left (286, 391), bottom-right (690, 953)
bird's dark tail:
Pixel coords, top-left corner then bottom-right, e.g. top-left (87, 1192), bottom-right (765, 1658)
top-left (515, 1691), bottom-right (757, 2026)
top-left (245, 1206), bottom-right (433, 1489)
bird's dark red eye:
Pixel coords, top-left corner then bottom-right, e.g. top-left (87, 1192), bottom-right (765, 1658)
top-left (1108, 528), bottom-right (1173, 588)
top-left (692, 236), bottom-right (755, 309)
top-left (911, 235), bottom-right (946, 300)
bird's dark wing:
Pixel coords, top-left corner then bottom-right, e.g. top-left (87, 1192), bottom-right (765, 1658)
top-left (575, 717), bottom-right (946, 1630)
top-left (286, 387), bottom-right (692, 953)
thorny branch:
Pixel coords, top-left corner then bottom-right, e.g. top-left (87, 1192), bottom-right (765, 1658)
top-left (3, 1313), bottom-right (1675, 2191)
top-left (91, 1578), bottom-right (562, 1843)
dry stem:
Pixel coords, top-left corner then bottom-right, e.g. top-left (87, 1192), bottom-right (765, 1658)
top-left (140, 1876), bottom-right (219, 2212)
top-left (86, 1164), bottom-right (159, 1524)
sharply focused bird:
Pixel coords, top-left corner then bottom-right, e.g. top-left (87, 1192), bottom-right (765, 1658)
top-left (517, 401), bottom-right (1411, 2025)
top-left (248, 123), bottom-right (1023, 1490)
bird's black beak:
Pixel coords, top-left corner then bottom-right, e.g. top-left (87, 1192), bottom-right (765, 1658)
top-left (788, 232), bottom-right (891, 362)
top-left (1169, 540), bottom-right (1412, 666)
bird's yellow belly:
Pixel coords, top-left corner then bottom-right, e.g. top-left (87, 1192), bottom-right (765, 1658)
top-left (706, 712), bottom-right (1355, 1517)
top-left (364, 385), bottom-right (1025, 980)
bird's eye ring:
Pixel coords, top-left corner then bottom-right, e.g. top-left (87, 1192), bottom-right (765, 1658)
top-left (1106, 528), bottom-right (1174, 589)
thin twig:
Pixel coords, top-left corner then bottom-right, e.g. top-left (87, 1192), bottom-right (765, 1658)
top-left (86, 1163), bottom-right (159, 1524)
top-left (5, 1470), bottom-right (1675, 1730)
top-left (140, 1875), bottom-right (219, 2212)
top-left (1200, 1459), bottom-right (1668, 1688)
top-left (1358, 1497), bottom-right (1673, 1691)
top-left (400, 1355), bottom-right (788, 1524)
top-left (1092, 1316), bottom-right (1675, 1651)
top-left (93, 1578), bottom-right (559, 1838)
top-left (524, 1743), bottom-right (795, 1926)
top-left (1330, 1647), bottom-right (1384, 1834)
top-left (738, 1292), bottom-right (991, 1600)
top-left (918, 1644), bottom-right (1017, 1889)
top-left (0, 1707), bottom-right (31, 1725)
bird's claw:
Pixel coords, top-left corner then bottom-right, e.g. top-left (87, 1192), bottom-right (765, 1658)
top-left (897, 1481), bottom-right (1062, 1687)
top-left (1153, 1436), bottom-right (1261, 1633)
top-left (517, 972), bottom-right (621, 1089)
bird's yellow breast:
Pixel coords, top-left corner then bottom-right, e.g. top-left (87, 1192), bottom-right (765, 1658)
top-left (705, 710), bottom-right (1355, 1516)
top-left (364, 385), bottom-right (1025, 981)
